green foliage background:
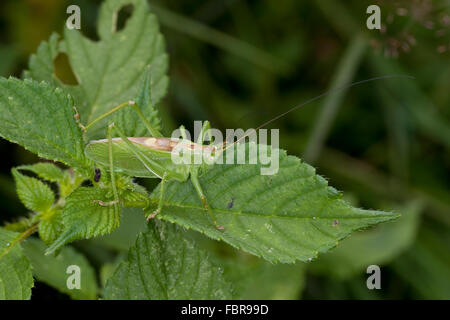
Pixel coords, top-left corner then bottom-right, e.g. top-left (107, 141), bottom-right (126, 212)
top-left (0, 0), bottom-right (449, 299)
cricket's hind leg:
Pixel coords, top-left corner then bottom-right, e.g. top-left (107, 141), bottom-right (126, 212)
top-left (81, 100), bottom-right (162, 137)
top-left (190, 166), bottom-right (225, 230)
top-left (191, 121), bottom-right (224, 230)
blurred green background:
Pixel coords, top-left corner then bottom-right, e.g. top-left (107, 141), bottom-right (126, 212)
top-left (0, 0), bottom-right (449, 299)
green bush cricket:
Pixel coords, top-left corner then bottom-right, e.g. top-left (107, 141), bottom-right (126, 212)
top-left (75, 99), bottom-right (225, 230)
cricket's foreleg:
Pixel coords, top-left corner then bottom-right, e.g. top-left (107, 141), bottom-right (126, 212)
top-left (146, 173), bottom-right (167, 221)
top-left (190, 168), bottom-right (225, 230)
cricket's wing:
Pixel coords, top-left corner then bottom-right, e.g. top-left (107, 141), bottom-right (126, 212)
top-left (85, 137), bottom-right (189, 181)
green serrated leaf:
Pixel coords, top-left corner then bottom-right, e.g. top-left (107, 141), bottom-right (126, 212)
top-left (12, 168), bottom-right (55, 212)
top-left (22, 238), bottom-right (97, 300)
top-left (113, 65), bottom-right (162, 136)
top-left (23, 33), bottom-right (60, 87)
top-left (25, 0), bottom-right (168, 140)
top-left (151, 143), bottom-right (398, 263)
top-left (46, 186), bottom-right (121, 254)
top-left (0, 228), bottom-right (34, 300)
top-left (0, 78), bottom-right (88, 170)
top-left (104, 221), bottom-right (232, 299)
top-left (38, 209), bottom-right (64, 245)
top-left (60, 169), bottom-right (85, 199)
top-left (17, 162), bottom-right (64, 183)
top-left (120, 181), bottom-right (149, 205)
top-left (311, 202), bottom-right (422, 279)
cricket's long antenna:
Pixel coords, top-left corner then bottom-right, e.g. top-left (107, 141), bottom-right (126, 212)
top-left (220, 74), bottom-right (415, 152)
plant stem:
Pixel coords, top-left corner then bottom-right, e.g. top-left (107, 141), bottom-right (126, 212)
top-left (0, 223), bottom-right (38, 259)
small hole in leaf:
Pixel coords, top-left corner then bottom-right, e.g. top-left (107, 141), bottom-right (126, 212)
top-left (116, 4), bottom-right (134, 32)
top-left (53, 53), bottom-right (79, 85)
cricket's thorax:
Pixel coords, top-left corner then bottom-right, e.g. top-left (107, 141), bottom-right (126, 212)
top-left (91, 137), bottom-right (216, 154)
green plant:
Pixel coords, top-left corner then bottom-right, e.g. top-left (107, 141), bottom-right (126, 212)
top-left (0, 0), bottom-right (398, 300)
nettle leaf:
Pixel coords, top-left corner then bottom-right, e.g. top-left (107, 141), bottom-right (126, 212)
top-left (46, 187), bottom-right (120, 255)
top-left (311, 202), bottom-right (422, 279)
top-left (25, 0), bottom-right (168, 139)
top-left (104, 221), bottom-right (232, 300)
top-left (17, 162), bottom-right (64, 183)
top-left (151, 144), bottom-right (398, 263)
top-left (12, 168), bottom-right (55, 212)
top-left (120, 179), bottom-right (149, 204)
top-left (0, 78), bottom-right (88, 170)
top-left (0, 228), bottom-right (34, 300)
top-left (113, 65), bottom-right (162, 136)
top-left (60, 169), bottom-right (85, 199)
top-left (23, 238), bottom-right (97, 300)
top-left (38, 209), bottom-right (64, 246)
